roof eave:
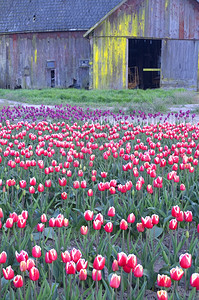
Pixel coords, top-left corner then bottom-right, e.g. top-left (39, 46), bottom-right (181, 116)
top-left (83, 0), bottom-right (126, 37)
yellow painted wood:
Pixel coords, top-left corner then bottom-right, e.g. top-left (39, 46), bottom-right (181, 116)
top-left (143, 68), bottom-right (161, 71)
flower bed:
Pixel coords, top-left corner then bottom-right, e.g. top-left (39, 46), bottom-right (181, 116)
top-left (0, 113), bottom-right (199, 299)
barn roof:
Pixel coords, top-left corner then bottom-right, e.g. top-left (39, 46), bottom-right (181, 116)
top-left (0, 0), bottom-right (122, 34)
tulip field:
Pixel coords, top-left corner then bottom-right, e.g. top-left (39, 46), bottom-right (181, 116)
top-left (0, 105), bottom-right (199, 300)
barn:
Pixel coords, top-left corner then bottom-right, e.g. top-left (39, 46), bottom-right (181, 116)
top-left (0, 0), bottom-right (198, 91)
top-left (0, 0), bottom-right (120, 89)
top-left (85, 0), bottom-right (199, 90)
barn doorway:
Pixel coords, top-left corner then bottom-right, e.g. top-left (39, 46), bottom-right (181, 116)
top-left (128, 39), bottom-right (162, 89)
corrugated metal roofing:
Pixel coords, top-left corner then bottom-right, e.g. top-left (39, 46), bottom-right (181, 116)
top-left (0, 0), bottom-right (122, 33)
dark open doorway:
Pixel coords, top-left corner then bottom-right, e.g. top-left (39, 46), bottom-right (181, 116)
top-left (128, 39), bottom-right (162, 89)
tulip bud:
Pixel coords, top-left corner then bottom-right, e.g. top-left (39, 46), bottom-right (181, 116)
top-left (133, 264), bottom-right (143, 277)
top-left (120, 219), bottom-right (128, 230)
top-left (110, 274), bottom-right (121, 289)
top-left (79, 269), bottom-right (87, 281)
top-left (20, 261), bottom-right (27, 272)
top-left (0, 251), bottom-right (7, 264)
top-left (80, 226), bottom-right (88, 235)
top-left (112, 259), bottom-right (119, 272)
top-left (108, 206), bottom-right (115, 217)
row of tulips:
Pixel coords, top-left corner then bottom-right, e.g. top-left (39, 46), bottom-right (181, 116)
top-left (0, 119), bottom-right (199, 298)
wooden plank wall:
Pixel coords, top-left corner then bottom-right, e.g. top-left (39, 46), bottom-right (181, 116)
top-left (0, 31), bottom-right (90, 89)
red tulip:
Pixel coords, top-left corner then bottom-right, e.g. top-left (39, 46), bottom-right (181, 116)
top-left (92, 269), bottom-right (102, 281)
top-left (136, 223), bottom-right (145, 232)
top-left (26, 258), bottom-right (35, 271)
top-left (45, 252), bottom-right (52, 264)
top-left (93, 255), bottom-right (105, 270)
top-left (151, 214), bottom-right (159, 225)
top-left (171, 206), bottom-right (180, 218)
top-left (80, 225), bottom-right (88, 235)
top-left (61, 251), bottom-right (71, 263)
top-left (3, 266), bottom-right (14, 280)
top-left (170, 266), bottom-right (184, 281)
top-left (10, 212), bottom-right (18, 222)
top-left (133, 264), bottom-right (143, 277)
top-left (19, 180), bottom-right (26, 189)
top-left (38, 183), bottom-right (44, 192)
top-left (61, 192), bottom-right (67, 200)
top-left (88, 189), bottom-right (93, 196)
top-left (13, 275), bottom-right (23, 288)
top-left (180, 184), bottom-right (186, 191)
top-left (76, 259), bottom-right (88, 272)
top-left (30, 177), bottom-right (36, 186)
top-left (95, 213), bottom-right (104, 224)
top-left (65, 261), bottom-right (76, 274)
top-left (29, 186), bottom-right (35, 194)
top-left (104, 222), bottom-right (113, 233)
top-left (157, 290), bottom-right (168, 300)
top-left (179, 253), bottom-right (192, 269)
top-left (0, 251), bottom-right (7, 264)
top-left (117, 252), bottom-right (127, 267)
top-left (101, 172), bottom-right (107, 178)
top-left (120, 219), bottom-right (128, 230)
top-left (49, 249), bottom-right (57, 262)
top-left (29, 267), bottom-right (39, 281)
top-left (80, 180), bottom-right (87, 188)
top-left (70, 248), bottom-right (82, 263)
top-left (19, 260), bottom-right (27, 272)
top-left (127, 213), bottom-right (135, 224)
top-left (157, 274), bottom-right (171, 288)
top-left (93, 220), bottom-right (101, 230)
top-left (32, 245), bottom-right (41, 258)
top-left (108, 206), bottom-right (115, 217)
top-left (184, 211), bottom-right (193, 222)
top-left (6, 218), bottom-right (14, 228)
top-left (79, 269), bottom-right (87, 281)
top-left (15, 250), bottom-right (28, 263)
top-left (36, 221), bottom-right (44, 231)
top-left (110, 274), bottom-right (121, 289)
top-left (112, 259), bottom-right (119, 272)
top-left (84, 210), bottom-right (93, 221)
top-left (176, 211), bottom-right (184, 222)
top-left (190, 273), bottom-right (199, 288)
top-left (141, 216), bottom-right (153, 229)
top-left (41, 213), bottom-right (47, 223)
top-left (127, 254), bottom-right (137, 270)
top-left (169, 219), bottom-right (178, 230)
top-left (0, 208), bottom-right (3, 219)
top-left (49, 217), bottom-right (56, 227)
top-left (73, 181), bottom-right (80, 189)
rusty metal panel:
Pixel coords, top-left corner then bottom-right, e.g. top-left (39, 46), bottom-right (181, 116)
top-left (93, 0), bottom-right (199, 40)
top-left (0, 31), bottom-right (90, 89)
top-left (161, 39), bottom-right (198, 90)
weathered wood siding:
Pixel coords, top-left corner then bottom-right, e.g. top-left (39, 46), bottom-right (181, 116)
top-left (0, 31), bottom-right (90, 89)
top-left (161, 40), bottom-right (199, 90)
top-left (90, 0), bottom-right (199, 90)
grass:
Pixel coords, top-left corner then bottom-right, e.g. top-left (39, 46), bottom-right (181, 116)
top-left (0, 88), bottom-right (197, 113)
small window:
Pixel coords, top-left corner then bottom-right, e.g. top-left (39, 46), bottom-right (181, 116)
top-left (46, 61), bottom-right (55, 69)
